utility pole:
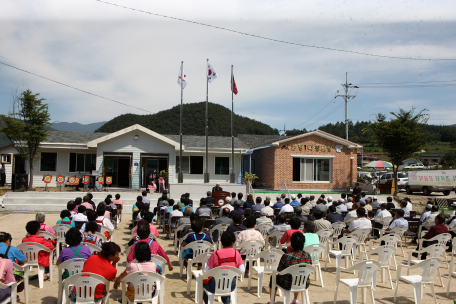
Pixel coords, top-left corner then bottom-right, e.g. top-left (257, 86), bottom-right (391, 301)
top-left (336, 72), bottom-right (358, 140)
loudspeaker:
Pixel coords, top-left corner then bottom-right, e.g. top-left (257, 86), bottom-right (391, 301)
top-left (12, 174), bottom-right (28, 191)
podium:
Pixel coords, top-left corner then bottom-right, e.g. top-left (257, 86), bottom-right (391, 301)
top-left (211, 191), bottom-right (231, 207)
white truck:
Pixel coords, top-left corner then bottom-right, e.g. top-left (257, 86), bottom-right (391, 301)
top-left (405, 170), bottom-right (455, 196)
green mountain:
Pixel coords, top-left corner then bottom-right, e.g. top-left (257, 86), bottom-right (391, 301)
top-left (96, 102), bottom-right (280, 136)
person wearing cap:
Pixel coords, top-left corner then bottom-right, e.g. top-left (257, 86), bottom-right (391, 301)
top-left (364, 197), bottom-right (373, 211)
top-left (256, 208), bottom-right (273, 226)
top-left (272, 196), bottom-right (284, 210)
top-left (279, 198), bottom-right (294, 215)
top-left (229, 201), bottom-right (244, 218)
top-left (251, 196), bottom-right (265, 213)
top-left (290, 195), bottom-right (300, 207)
top-left (263, 199), bottom-right (274, 216)
top-left (371, 196), bottom-right (381, 208)
top-left (420, 204), bottom-right (433, 223)
top-left (326, 196), bottom-right (333, 206)
top-left (220, 197), bottom-right (234, 217)
top-left (292, 206), bottom-right (308, 223)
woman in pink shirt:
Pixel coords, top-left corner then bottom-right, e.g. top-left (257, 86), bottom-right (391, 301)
top-left (35, 212), bottom-right (56, 235)
top-left (113, 194), bottom-right (123, 212)
top-left (0, 257), bottom-right (16, 302)
top-left (114, 242), bottom-right (157, 302)
top-left (203, 230), bottom-right (245, 304)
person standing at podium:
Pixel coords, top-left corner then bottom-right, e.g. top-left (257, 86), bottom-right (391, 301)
top-left (212, 183), bottom-right (223, 192)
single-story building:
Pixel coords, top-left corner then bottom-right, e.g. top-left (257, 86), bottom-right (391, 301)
top-left (240, 130), bottom-right (362, 191)
top-left (419, 153), bottom-right (443, 165)
top-left (0, 126), bottom-right (361, 191)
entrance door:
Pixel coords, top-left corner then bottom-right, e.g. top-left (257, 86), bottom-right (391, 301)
top-left (104, 157), bottom-right (131, 187)
top-left (14, 155), bottom-right (26, 174)
top-left (141, 157), bottom-right (168, 188)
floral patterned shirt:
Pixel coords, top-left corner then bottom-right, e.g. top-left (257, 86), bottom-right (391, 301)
top-left (234, 228), bottom-right (265, 255)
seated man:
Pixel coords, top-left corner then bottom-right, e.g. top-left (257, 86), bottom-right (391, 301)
top-left (399, 200), bottom-right (410, 218)
top-left (289, 195), bottom-right (300, 207)
top-left (168, 204), bottom-right (184, 237)
top-left (195, 198), bottom-right (212, 217)
top-left (344, 203), bottom-right (360, 224)
top-left (314, 210), bottom-right (332, 232)
top-left (336, 200), bottom-right (347, 212)
top-left (272, 196), bottom-right (284, 210)
top-left (219, 197), bottom-right (234, 217)
top-left (413, 214), bottom-right (448, 259)
top-left (385, 209), bottom-right (408, 232)
top-left (343, 208), bottom-right (372, 234)
top-left (205, 191), bottom-right (215, 206)
top-left (262, 199), bottom-right (274, 216)
top-left (256, 208), bottom-right (273, 226)
top-left (267, 213), bottom-right (291, 247)
top-left (372, 203), bottom-right (393, 237)
top-left (291, 206), bottom-right (308, 223)
top-left (326, 205), bottom-right (343, 224)
top-left (229, 201), bottom-right (244, 218)
top-left (209, 207), bottom-right (233, 243)
top-left (345, 197), bottom-right (354, 210)
top-left (227, 213), bottom-right (246, 232)
top-left (251, 197), bottom-right (265, 214)
top-left (421, 205), bottom-right (440, 229)
top-left (279, 198), bottom-right (294, 214)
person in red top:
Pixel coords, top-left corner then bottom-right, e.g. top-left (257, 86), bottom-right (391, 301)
top-left (22, 221), bottom-right (55, 280)
top-left (69, 242), bottom-right (120, 304)
top-left (414, 214), bottom-right (449, 259)
top-left (203, 230), bottom-right (245, 304)
top-left (280, 217), bottom-right (303, 245)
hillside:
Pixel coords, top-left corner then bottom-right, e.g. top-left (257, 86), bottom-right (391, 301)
top-left (96, 102), bottom-right (280, 136)
top-left (53, 121), bottom-right (107, 132)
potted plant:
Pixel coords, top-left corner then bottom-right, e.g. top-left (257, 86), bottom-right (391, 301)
top-left (243, 172), bottom-right (258, 194)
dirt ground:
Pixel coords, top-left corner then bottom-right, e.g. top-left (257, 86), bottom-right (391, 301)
top-left (1, 212), bottom-right (454, 304)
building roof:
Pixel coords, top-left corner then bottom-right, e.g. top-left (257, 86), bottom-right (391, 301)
top-left (45, 131), bottom-right (108, 143)
top-left (164, 135), bottom-right (248, 150)
top-left (420, 153), bottom-right (444, 157)
top-left (271, 130), bottom-right (363, 148)
top-left (237, 134), bottom-right (288, 149)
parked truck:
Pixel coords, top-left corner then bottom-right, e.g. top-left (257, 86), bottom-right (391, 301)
top-left (405, 170), bottom-right (455, 196)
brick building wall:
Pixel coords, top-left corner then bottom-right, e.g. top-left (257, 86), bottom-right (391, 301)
top-left (253, 133), bottom-right (358, 191)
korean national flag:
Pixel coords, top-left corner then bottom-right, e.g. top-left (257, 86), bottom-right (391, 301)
top-left (207, 63), bottom-right (218, 83)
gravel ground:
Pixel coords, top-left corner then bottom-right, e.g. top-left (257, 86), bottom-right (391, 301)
top-left (1, 212), bottom-right (455, 304)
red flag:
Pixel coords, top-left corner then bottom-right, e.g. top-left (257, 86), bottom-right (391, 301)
top-left (231, 72), bottom-right (238, 95)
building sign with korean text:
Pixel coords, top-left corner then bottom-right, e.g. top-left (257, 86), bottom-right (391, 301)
top-left (281, 144), bottom-right (332, 152)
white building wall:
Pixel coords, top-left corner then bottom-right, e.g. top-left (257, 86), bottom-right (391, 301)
top-left (95, 130), bottom-right (176, 189)
top-left (0, 147), bottom-right (16, 185)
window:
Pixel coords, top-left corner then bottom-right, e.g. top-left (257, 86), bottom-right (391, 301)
top-left (215, 157), bottom-right (229, 175)
top-left (292, 158), bottom-right (331, 182)
top-left (41, 152), bottom-right (57, 171)
top-left (1, 154), bottom-right (11, 164)
top-left (243, 159), bottom-right (255, 174)
top-left (175, 156), bottom-right (204, 174)
top-left (69, 153), bottom-right (96, 172)
top-left (432, 159), bottom-right (438, 163)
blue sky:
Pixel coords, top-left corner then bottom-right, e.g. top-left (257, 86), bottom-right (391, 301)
top-left (1, 0), bottom-right (455, 134)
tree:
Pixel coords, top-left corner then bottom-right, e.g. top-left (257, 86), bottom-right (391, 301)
top-left (367, 108), bottom-right (429, 195)
top-left (0, 90), bottom-right (52, 189)
top-left (440, 151), bottom-right (456, 168)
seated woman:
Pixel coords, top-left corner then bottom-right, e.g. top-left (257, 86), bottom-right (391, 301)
top-left (83, 221), bottom-right (103, 248)
top-left (113, 194), bottom-right (123, 214)
top-left (203, 231), bottom-right (245, 304)
top-left (132, 212), bottom-right (159, 238)
top-left (69, 242), bottom-right (120, 304)
top-left (56, 228), bottom-right (92, 280)
top-left (35, 212), bottom-right (56, 236)
top-left (126, 226), bottom-right (173, 272)
top-left (181, 219), bottom-right (213, 266)
top-left (80, 210), bottom-right (101, 235)
top-left (302, 221), bottom-right (319, 248)
top-left (56, 210), bottom-right (76, 228)
top-left (0, 255), bottom-right (16, 303)
top-left (67, 201), bottom-right (77, 217)
top-left (114, 242), bottom-right (158, 302)
top-left (269, 232), bottom-right (312, 304)
top-left (0, 232), bottom-right (27, 297)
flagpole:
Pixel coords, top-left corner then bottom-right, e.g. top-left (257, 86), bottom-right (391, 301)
top-left (204, 59), bottom-right (210, 183)
top-left (178, 61), bottom-right (184, 183)
top-left (230, 65), bottom-right (235, 183)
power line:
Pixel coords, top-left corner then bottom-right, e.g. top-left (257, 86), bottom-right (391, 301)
top-left (0, 61), bottom-right (153, 113)
top-left (348, 65), bottom-right (456, 73)
top-left (358, 79), bottom-right (456, 85)
top-left (94, 0), bottom-right (456, 61)
top-left (304, 103), bottom-right (346, 129)
top-left (293, 97), bottom-right (337, 130)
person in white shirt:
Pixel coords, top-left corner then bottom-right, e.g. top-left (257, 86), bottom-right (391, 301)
top-left (336, 200), bottom-right (347, 212)
top-left (340, 193), bottom-right (347, 204)
top-left (372, 203), bottom-right (392, 237)
top-left (344, 208), bottom-right (372, 233)
top-left (72, 205), bottom-right (88, 222)
top-left (280, 193), bottom-right (286, 203)
top-left (279, 198), bottom-right (294, 214)
top-left (345, 197), bottom-right (354, 210)
top-left (309, 195), bottom-right (317, 208)
top-left (445, 202), bottom-right (456, 224)
top-left (399, 201), bottom-right (410, 218)
top-left (359, 192), bottom-right (367, 204)
top-left (262, 200), bottom-right (274, 216)
top-left (95, 204), bottom-right (114, 231)
top-left (422, 205), bottom-right (439, 228)
top-left (404, 198), bottom-right (413, 211)
top-left (420, 204), bottom-right (432, 222)
top-left (219, 197), bottom-right (234, 217)
top-left (344, 203), bottom-right (360, 224)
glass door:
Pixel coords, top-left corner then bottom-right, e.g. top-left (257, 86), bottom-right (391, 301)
top-left (105, 158), bottom-right (118, 186)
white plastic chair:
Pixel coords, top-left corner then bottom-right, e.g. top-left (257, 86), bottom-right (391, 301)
top-left (331, 222), bottom-right (345, 244)
top-left (362, 245), bottom-right (396, 289)
top-left (99, 225), bottom-right (114, 242)
top-left (82, 243), bottom-right (102, 255)
top-left (57, 258), bottom-right (86, 304)
top-left (255, 223), bottom-right (273, 241)
top-left (406, 244), bottom-right (446, 286)
top-left (334, 260), bottom-right (381, 304)
top-left (365, 234), bottom-right (400, 269)
top-left (447, 260), bottom-right (456, 296)
top-left (94, 232), bottom-right (107, 243)
top-left (173, 224), bottom-right (190, 250)
top-left (176, 232), bottom-right (193, 259)
top-left (326, 235), bottom-right (357, 270)
top-left (247, 249), bottom-right (283, 297)
top-left (451, 236), bottom-right (456, 263)
top-left (418, 233), bottom-right (451, 267)
top-left (267, 230), bottom-right (286, 250)
top-left (270, 263), bottom-right (315, 304)
top-left (316, 230), bottom-right (333, 261)
top-left (179, 240), bottom-right (212, 277)
top-left (383, 225), bottom-right (407, 257)
top-left (304, 244), bottom-right (326, 287)
top-left (394, 258), bottom-right (442, 304)
top-left (38, 231), bottom-right (57, 242)
top-left (373, 216), bottom-right (393, 237)
top-left (349, 229), bottom-right (371, 261)
top-left (11, 262), bottom-right (28, 304)
top-left (186, 252), bottom-right (211, 303)
top-left (17, 242), bottom-right (53, 289)
top-left (0, 276), bottom-right (17, 304)
top-left (209, 224), bottom-right (229, 250)
top-left (121, 271), bottom-right (166, 304)
top-left (237, 240), bottom-right (264, 271)
top-left (151, 255), bottom-right (168, 276)
top-left (63, 272), bottom-right (110, 304)
top-left (198, 266), bottom-right (243, 304)
top-left (53, 224), bottom-right (71, 256)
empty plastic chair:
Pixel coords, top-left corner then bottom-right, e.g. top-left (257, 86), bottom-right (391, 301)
top-left (334, 260), bottom-right (381, 304)
top-left (326, 235), bottom-right (357, 270)
top-left (349, 229), bottom-right (371, 261)
top-left (267, 230), bottom-right (286, 250)
top-left (186, 252), bottom-right (211, 303)
top-left (406, 244), bottom-right (446, 286)
top-left (270, 263), bottom-right (315, 304)
top-left (385, 225), bottom-right (407, 257)
top-left (17, 242), bottom-right (53, 289)
top-left (209, 224), bottom-right (230, 251)
top-left (394, 258), bottom-right (442, 304)
top-left (365, 234), bottom-right (400, 269)
top-left (331, 222), bottom-right (345, 244)
top-left (52, 224), bottom-right (71, 256)
top-left (447, 260), bottom-right (456, 296)
top-left (121, 271), bottom-right (166, 304)
top-left (236, 240), bottom-right (264, 276)
top-left (198, 266), bottom-right (243, 304)
top-left (57, 258), bottom-right (86, 304)
top-left (363, 245), bottom-right (396, 289)
top-left (255, 223), bottom-right (273, 241)
top-left (63, 272), bottom-right (110, 304)
top-left (247, 249), bottom-right (283, 297)
top-left (418, 233), bottom-right (451, 267)
top-left (179, 241), bottom-right (212, 277)
top-left (304, 244), bottom-right (326, 287)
